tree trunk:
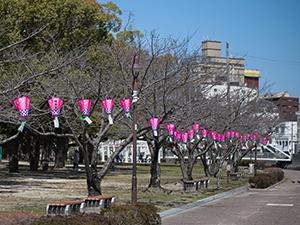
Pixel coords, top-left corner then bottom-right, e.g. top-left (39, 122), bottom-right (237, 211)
top-left (148, 150), bottom-right (161, 188)
top-left (86, 165), bottom-right (101, 196)
top-left (9, 139), bottom-right (19, 173)
top-left (179, 158), bottom-right (190, 181)
top-left (29, 138), bottom-right (40, 171)
top-left (200, 154), bottom-right (209, 177)
top-left (54, 137), bottom-right (68, 168)
top-left (186, 162), bottom-right (194, 181)
top-left (216, 169), bottom-right (221, 189)
top-left (81, 131), bottom-right (101, 196)
top-left (41, 137), bottom-right (50, 171)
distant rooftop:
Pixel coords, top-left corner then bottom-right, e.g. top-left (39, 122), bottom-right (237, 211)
top-left (244, 69), bottom-right (260, 78)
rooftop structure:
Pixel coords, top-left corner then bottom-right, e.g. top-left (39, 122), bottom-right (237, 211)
top-left (199, 40), bottom-right (260, 89)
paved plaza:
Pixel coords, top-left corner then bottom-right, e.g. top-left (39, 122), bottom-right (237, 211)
top-left (162, 169), bottom-right (300, 225)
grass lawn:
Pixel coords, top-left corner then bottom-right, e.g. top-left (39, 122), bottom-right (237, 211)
top-left (0, 161), bottom-right (251, 215)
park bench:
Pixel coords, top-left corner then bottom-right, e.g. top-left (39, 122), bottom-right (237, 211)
top-left (80, 195), bottom-right (116, 213)
top-left (47, 199), bottom-right (83, 215)
top-left (183, 178), bottom-right (210, 191)
top-left (47, 195), bottom-right (115, 215)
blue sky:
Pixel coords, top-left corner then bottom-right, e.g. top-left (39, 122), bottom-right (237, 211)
top-left (110, 0), bottom-right (300, 97)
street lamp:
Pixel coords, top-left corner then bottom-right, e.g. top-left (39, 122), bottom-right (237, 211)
top-left (131, 54), bottom-right (141, 206)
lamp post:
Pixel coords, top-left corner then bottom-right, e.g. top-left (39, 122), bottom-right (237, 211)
top-left (131, 55), bottom-right (140, 206)
top-left (254, 142), bottom-right (257, 176)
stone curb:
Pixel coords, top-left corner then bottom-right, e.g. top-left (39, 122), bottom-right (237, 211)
top-left (159, 185), bottom-right (248, 219)
top-left (248, 177), bottom-right (288, 191)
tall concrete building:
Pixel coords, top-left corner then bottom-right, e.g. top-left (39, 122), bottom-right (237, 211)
top-left (198, 40), bottom-right (260, 91)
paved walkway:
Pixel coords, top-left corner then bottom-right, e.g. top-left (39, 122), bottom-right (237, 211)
top-left (162, 170), bottom-right (300, 225)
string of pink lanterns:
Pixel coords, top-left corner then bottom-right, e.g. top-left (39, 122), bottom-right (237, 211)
top-left (12, 96), bottom-right (133, 132)
top-left (11, 96), bottom-right (270, 146)
top-left (149, 119), bottom-right (269, 146)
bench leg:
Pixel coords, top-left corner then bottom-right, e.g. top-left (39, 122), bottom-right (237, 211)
top-left (65, 205), bottom-right (70, 215)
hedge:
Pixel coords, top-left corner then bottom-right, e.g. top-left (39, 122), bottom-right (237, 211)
top-left (31, 203), bottom-right (161, 225)
top-left (249, 167), bottom-right (284, 189)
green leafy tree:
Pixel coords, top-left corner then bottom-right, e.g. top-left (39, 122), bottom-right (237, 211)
top-left (0, 0), bottom-right (122, 51)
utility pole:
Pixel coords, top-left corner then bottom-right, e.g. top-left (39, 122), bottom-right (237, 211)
top-left (131, 54), bottom-right (140, 206)
top-left (254, 143), bottom-right (257, 176)
top-left (226, 42), bottom-right (230, 97)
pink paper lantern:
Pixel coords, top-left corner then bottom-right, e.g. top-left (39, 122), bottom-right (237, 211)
top-left (219, 134), bottom-right (225, 142)
top-left (246, 134), bottom-right (251, 140)
top-left (235, 132), bottom-right (240, 138)
top-left (261, 138), bottom-right (268, 145)
top-left (181, 132), bottom-right (188, 144)
top-left (192, 123), bottom-right (201, 133)
top-left (14, 96), bottom-right (30, 119)
top-left (48, 97), bottom-right (63, 117)
top-left (102, 99), bottom-right (114, 114)
top-left (210, 131), bottom-right (218, 141)
top-left (174, 130), bottom-right (181, 142)
top-left (78, 99), bottom-right (93, 124)
top-left (13, 96), bottom-right (30, 132)
top-left (225, 131), bottom-right (231, 138)
top-left (230, 131), bottom-right (236, 138)
top-left (166, 123), bottom-right (176, 136)
top-left (48, 97), bottom-right (63, 128)
top-left (78, 99), bottom-right (92, 116)
top-left (150, 117), bottom-right (160, 136)
top-left (201, 129), bottom-right (208, 138)
top-left (188, 129), bottom-right (195, 141)
top-left (240, 135), bottom-right (245, 142)
top-left (120, 98), bottom-right (132, 117)
top-left (102, 99), bottom-right (115, 125)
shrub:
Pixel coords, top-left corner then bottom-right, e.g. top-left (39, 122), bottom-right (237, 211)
top-left (101, 203), bottom-right (161, 225)
top-left (264, 167), bottom-right (284, 182)
top-left (31, 214), bottom-right (107, 225)
top-left (238, 160), bottom-right (265, 169)
top-left (0, 211), bottom-right (38, 225)
top-left (249, 173), bottom-right (274, 188)
top-left (238, 160), bottom-right (251, 167)
top-left (249, 167), bottom-right (284, 189)
top-left (31, 203), bottom-right (161, 225)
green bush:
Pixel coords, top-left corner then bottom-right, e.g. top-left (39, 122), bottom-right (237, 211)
top-left (249, 167), bottom-right (284, 189)
top-left (31, 203), bottom-right (161, 225)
